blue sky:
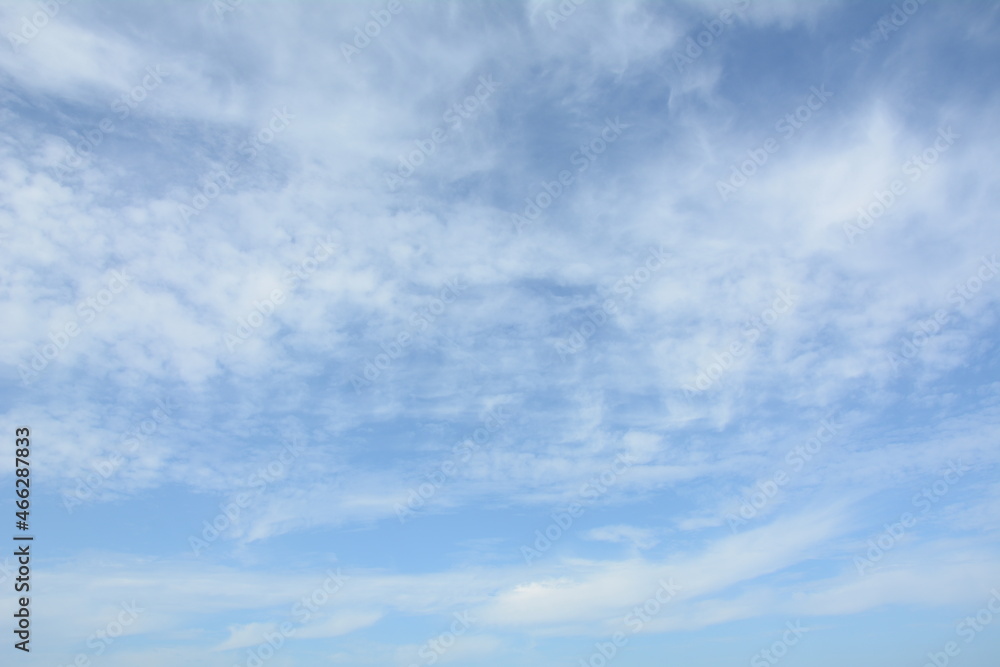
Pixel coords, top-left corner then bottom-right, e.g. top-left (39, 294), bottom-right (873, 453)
top-left (1, 0), bottom-right (1000, 665)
